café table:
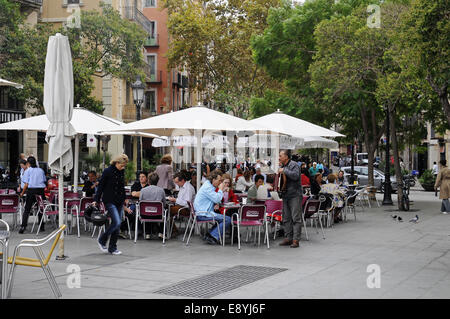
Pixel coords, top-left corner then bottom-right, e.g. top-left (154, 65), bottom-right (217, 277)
top-left (220, 202), bottom-right (242, 246)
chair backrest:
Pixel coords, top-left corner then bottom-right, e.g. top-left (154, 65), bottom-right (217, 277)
top-left (240, 205), bottom-right (266, 222)
top-left (64, 191), bottom-right (79, 199)
top-left (0, 189), bottom-right (7, 195)
top-left (187, 200), bottom-right (195, 217)
top-left (8, 189), bottom-right (16, 194)
top-left (265, 199), bottom-right (283, 214)
top-left (303, 199), bottom-right (320, 218)
top-left (138, 200), bottom-right (164, 221)
top-left (43, 225), bottom-right (67, 266)
top-left (346, 192), bottom-right (357, 205)
top-left (318, 193), bottom-right (333, 211)
top-left (35, 194), bottom-right (46, 212)
top-left (79, 197), bottom-right (94, 213)
top-left (0, 194), bottom-right (19, 213)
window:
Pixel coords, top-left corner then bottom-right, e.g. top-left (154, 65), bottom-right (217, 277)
top-left (68, 0), bottom-right (80, 3)
top-left (145, 91), bottom-right (156, 114)
top-left (146, 55), bottom-right (156, 80)
top-left (143, 0), bottom-right (156, 7)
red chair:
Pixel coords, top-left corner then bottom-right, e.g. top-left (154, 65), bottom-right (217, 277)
top-left (231, 204), bottom-right (269, 250)
top-left (134, 201), bottom-right (168, 244)
top-left (265, 199), bottom-right (283, 240)
top-left (302, 199), bottom-right (325, 240)
top-left (64, 192), bottom-right (80, 235)
top-left (0, 194), bottom-right (20, 229)
top-left (184, 201), bottom-right (222, 246)
top-left (0, 190), bottom-right (7, 195)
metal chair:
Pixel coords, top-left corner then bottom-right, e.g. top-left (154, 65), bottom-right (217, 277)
top-left (343, 192), bottom-right (358, 221)
top-left (0, 194), bottom-right (20, 230)
top-left (302, 199), bottom-right (325, 240)
top-left (0, 219), bottom-right (10, 299)
top-left (184, 201), bottom-right (222, 246)
top-left (318, 193), bottom-right (335, 228)
top-left (72, 197), bottom-right (94, 238)
top-left (169, 204), bottom-right (190, 239)
top-left (6, 224), bottom-right (66, 299)
top-left (231, 204), bottom-right (269, 250)
top-left (36, 195), bottom-right (59, 235)
top-left (134, 201), bottom-right (168, 244)
top-left (264, 199), bottom-right (283, 240)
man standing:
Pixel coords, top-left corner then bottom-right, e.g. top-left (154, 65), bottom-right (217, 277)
top-left (82, 171), bottom-right (99, 197)
top-left (278, 150), bottom-right (302, 248)
top-left (432, 161), bottom-right (439, 178)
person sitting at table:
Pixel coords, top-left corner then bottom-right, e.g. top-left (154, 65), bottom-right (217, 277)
top-left (252, 167), bottom-right (267, 183)
top-left (193, 169), bottom-right (229, 245)
top-left (235, 168), bottom-right (243, 183)
top-left (309, 162), bottom-right (319, 178)
top-left (301, 167), bottom-right (311, 187)
top-left (235, 170), bottom-right (253, 192)
top-left (168, 171), bottom-right (196, 236)
top-left (119, 171), bottom-right (148, 239)
top-left (247, 174), bottom-right (265, 204)
top-left (310, 173), bottom-right (323, 196)
top-left (320, 173), bottom-right (346, 223)
top-left (82, 170), bottom-right (99, 197)
top-left (214, 173), bottom-right (239, 215)
top-left (337, 170), bottom-right (346, 186)
top-left (256, 174), bottom-right (275, 201)
top-left (139, 173), bottom-right (167, 240)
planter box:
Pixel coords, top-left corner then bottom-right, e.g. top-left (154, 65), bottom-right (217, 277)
top-left (421, 183), bottom-right (435, 191)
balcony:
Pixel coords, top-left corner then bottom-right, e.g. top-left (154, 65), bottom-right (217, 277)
top-left (17, 0), bottom-right (42, 6)
top-left (124, 5), bottom-right (153, 35)
top-left (122, 104), bottom-right (153, 123)
top-left (143, 64), bottom-right (162, 84)
top-left (144, 34), bottom-right (159, 47)
top-left (181, 75), bottom-right (188, 88)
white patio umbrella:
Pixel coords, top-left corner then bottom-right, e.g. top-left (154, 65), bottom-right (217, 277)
top-left (0, 78), bottom-right (23, 89)
top-left (0, 106), bottom-right (158, 191)
top-left (43, 33), bottom-right (75, 259)
top-left (105, 105), bottom-right (275, 191)
top-left (249, 110), bottom-right (344, 170)
top-left (301, 136), bottom-right (339, 149)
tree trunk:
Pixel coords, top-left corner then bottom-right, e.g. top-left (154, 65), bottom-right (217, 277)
top-left (389, 104), bottom-right (404, 210)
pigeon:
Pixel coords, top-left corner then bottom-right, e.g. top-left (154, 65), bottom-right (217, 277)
top-left (391, 214), bottom-right (398, 219)
top-left (397, 216), bottom-right (403, 222)
top-left (409, 215), bottom-right (419, 223)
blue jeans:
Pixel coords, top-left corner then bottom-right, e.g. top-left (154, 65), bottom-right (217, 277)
top-left (197, 213), bottom-right (231, 241)
top-left (99, 203), bottom-right (123, 253)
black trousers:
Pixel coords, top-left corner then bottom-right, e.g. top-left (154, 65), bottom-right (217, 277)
top-left (21, 188), bottom-right (45, 228)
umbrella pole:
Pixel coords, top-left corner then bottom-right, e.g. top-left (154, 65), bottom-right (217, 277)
top-left (57, 160), bottom-right (67, 260)
top-left (74, 134), bottom-right (79, 192)
top-left (195, 129), bottom-right (201, 192)
top-left (275, 133), bottom-right (280, 172)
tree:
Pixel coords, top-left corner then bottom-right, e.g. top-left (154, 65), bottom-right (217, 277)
top-left (0, 1), bottom-right (146, 115)
top-left (401, 0), bottom-right (450, 127)
top-left (162, 0), bottom-right (281, 117)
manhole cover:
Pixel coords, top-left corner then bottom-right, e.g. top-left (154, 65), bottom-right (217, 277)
top-left (153, 265), bottom-right (288, 298)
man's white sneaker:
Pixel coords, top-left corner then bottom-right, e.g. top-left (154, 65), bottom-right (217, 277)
top-left (97, 241), bottom-right (108, 253)
top-left (443, 212), bottom-right (448, 215)
top-left (110, 250), bottom-right (122, 255)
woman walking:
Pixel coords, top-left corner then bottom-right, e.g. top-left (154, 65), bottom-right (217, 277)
top-left (435, 159), bottom-right (450, 214)
top-left (94, 154), bottom-right (128, 255)
top-left (18, 156), bottom-right (47, 234)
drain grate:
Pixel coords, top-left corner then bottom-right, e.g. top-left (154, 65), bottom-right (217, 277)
top-left (153, 265), bottom-right (288, 298)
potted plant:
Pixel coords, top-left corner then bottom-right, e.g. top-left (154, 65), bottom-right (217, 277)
top-left (419, 169), bottom-right (435, 191)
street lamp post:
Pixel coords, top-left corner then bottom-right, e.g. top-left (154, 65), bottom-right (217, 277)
top-left (132, 76), bottom-right (145, 176)
top-left (382, 105), bottom-right (393, 205)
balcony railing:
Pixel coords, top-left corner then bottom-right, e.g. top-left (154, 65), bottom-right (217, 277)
top-left (124, 5), bottom-right (153, 35)
top-left (16, 0), bottom-right (42, 8)
top-left (144, 34), bottom-right (159, 47)
top-left (143, 64), bottom-right (162, 83)
top-left (122, 104), bottom-right (153, 122)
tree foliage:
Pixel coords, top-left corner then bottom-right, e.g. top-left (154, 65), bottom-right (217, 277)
top-left (162, 0), bottom-right (281, 117)
top-left (0, 1), bottom-right (146, 115)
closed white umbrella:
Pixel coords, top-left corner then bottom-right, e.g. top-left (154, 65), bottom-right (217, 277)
top-left (43, 33), bottom-right (75, 259)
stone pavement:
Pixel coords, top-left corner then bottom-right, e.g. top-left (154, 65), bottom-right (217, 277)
top-left (1, 188), bottom-right (449, 299)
